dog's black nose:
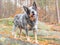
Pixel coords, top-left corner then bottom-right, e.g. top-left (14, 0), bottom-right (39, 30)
top-left (32, 11), bottom-right (35, 15)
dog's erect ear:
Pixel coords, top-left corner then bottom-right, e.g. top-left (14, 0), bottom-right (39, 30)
top-left (32, 2), bottom-right (37, 10)
top-left (23, 6), bottom-right (30, 15)
top-left (23, 6), bottom-right (28, 12)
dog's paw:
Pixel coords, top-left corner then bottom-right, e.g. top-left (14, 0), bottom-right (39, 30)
top-left (11, 32), bottom-right (17, 38)
top-left (35, 40), bottom-right (39, 43)
top-left (27, 38), bottom-right (30, 41)
top-left (12, 32), bottom-right (15, 35)
top-left (33, 40), bottom-right (39, 44)
top-left (12, 34), bottom-right (17, 38)
top-left (26, 37), bottom-right (31, 42)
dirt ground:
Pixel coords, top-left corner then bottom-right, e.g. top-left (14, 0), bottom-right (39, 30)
top-left (0, 18), bottom-right (60, 45)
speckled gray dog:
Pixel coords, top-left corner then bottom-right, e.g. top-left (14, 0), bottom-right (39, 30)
top-left (12, 2), bottom-right (38, 43)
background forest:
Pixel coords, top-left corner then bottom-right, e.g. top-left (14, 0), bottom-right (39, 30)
top-left (0, 0), bottom-right (60, 24)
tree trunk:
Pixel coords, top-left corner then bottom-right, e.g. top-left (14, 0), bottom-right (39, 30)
top-left (56, 0), bottom-right (60, 23)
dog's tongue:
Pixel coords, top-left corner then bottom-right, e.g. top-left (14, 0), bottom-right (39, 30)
top-left (29, 14), bottom-right (35, 21)
top-left (29, 14), bottom-right (33, 17)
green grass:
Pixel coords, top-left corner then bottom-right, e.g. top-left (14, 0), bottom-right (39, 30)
top-left (0, 18), bottom-right (13, 26)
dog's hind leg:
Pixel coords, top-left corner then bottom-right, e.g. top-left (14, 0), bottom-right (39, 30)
top-left (12, 25), bottom-right (17, 38)
top-left (19, 26), bottom-right (22, 38)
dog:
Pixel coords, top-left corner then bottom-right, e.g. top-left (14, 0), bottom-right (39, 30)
top-left (12, 2), bottom-right (38, 43)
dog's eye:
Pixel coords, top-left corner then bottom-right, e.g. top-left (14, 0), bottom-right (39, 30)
top-left (32, 11), bottom-right (34, 14)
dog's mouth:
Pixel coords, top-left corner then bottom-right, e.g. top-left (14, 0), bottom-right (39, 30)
top-left (29, 14), bottom-right (36, 21)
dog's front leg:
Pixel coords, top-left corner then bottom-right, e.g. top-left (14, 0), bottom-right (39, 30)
top-left (34, 24), bottom-right (38, 43)
top-left (25, 28), bottom-right (30, 41)
top-left (33, 30), bottom-right (38, 43)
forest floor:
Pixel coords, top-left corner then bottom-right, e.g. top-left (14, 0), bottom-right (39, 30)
top-left (0, 18), bottom-right (60, 45)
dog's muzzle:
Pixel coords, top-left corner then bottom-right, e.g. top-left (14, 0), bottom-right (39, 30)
top-left (29, 13), bottom-right (36, 21)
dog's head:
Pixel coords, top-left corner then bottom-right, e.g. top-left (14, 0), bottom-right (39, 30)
top-left (23, 2), bottom-right (38, 21)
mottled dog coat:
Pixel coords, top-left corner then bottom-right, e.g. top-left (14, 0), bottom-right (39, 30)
top-left (12, 2), bottom-right (38, 42)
